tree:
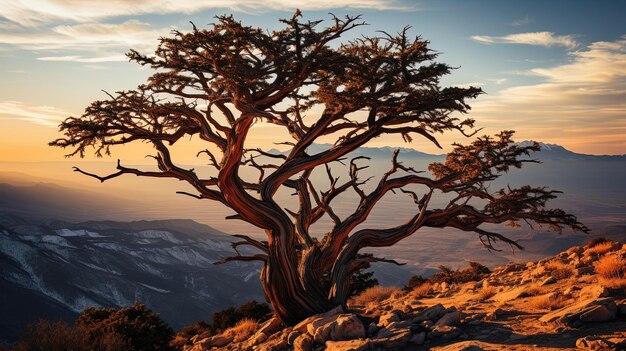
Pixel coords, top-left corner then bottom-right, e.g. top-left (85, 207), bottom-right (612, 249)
top-left (50, 12), bottom-right (588, 325)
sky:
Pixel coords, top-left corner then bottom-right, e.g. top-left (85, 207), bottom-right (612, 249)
top-left (1, 0), bottom-right (626, 168)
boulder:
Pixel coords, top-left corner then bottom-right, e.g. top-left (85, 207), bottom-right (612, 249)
top-left (412, 303), bottom-right (446, 322)
top-left (310, 314), bottom-right (366, 343)
top-left (293, 334), bottom-right (314, 351)
top-left (209, 334), bottom-right (233, 347)
top-left (378, 311), bottom-right (402, 328)
top-left (437, 341), bottom-right (486, 351)
top-left (579, 305), bottom-right (616, 322)
top-left (579, 285), bottom-right (610, 299)
top-left (258, 317), bottom-right (283, 335)
top-left (287, 331), bottom-right (301, 345)
top-left (435, 311), bottom-right (464, 327)
top-left (410, 331), bottom-right (426, 345)
top-left (539, 297), bottom-right (617, 326)
top-left (429, 325), bottom-right (461, 340)
top-left (371, 325), bottom-right (412, 349)
top-left (576, 336), bottom-right (616, 350)
top-left (541, 276), bottom-right (557, 286)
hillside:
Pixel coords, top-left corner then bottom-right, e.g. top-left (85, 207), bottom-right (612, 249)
top-left (0, 214), bottom-right (265, 344)
top-left (182, 240), bottom-right (626, 350)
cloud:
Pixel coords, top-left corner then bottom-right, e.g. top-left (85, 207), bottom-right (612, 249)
top-left (37, 55), bottom-right (127, 63)
top-left (471, 32), bottom-right (578, 49)
top-left (0, 101), bottom-right (72, 126)
top-left (0, 0), bottom-right (409, 27)
top-left (0, 20), bottom-right (163, 52)
top-left (472, 35), bottom-right (626, 154)
top-left (510, 15), bottom-right (532, 27)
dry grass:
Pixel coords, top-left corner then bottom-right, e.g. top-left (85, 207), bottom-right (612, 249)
top-left (223, 318), bottom-right (259, 342)
top-left (409, 283), bottom-right (433, 298)
top-left (594, 255), bottom-right (626, 289)
top-left (530, 294), bottom-right (566, 310)
top-left (477, 285), bottom-right (497, 301)
top-left (544, 261), bottom-right (575, 280)
top-left (352, 286), bottom-right (401, 306)
top-left (587, 241), bottom-right (615, 256)
top-left (521, 284), bottom-right (545, 297)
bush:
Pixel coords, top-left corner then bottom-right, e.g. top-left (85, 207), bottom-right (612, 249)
top-left (211, 301), bottom-right (271, 332)
top-left (404, 275), bottom-right (427, 291)
top-left (78, 303), bottom-right (173, 351)
top-left (409, 282), bottom-right (433, 298)
top-left (586, 237), bottom-right (609, 249)
top-left (587, 241), bottom-right (615, 256)
top-left (170, 321), bottom-right (211, 349)
top-left (351, 286), bottom-right (401, 306)
top-left (544, 261), bottom-right (575, 280)
top-left (594, 255), bottom-right (626, 289)
top-left (12, 303), bottom-right (173, 351)
top-left (223, 319), bottom-right (259, 342)
top-left (429, 261), bottom-right (490, 285)
top-left (530, 294), bottom-right (565, 310)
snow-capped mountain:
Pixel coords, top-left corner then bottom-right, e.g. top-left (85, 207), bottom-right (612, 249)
top-left (0, 214), bottom-right (264, 344)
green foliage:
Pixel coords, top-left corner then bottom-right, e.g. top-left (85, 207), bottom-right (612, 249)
top-left (210, 301), bottom-right (271, 332)
top-left (11, 303), bottom-right (173, 351)
top-left (349, 267), bottom-right (379, 297)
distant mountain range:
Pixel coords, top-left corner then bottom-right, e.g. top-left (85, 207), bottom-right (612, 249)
top-left (0, 214), bottom-right (264, 344)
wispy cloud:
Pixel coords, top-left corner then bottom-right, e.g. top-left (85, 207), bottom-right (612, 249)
top-left (471, 32), bottom-right (578, 49)
top-left (0, 0), bottom-right (410, 27)
top-left (0, 20), bottom-right (163, 52)
top-left (0, 101), bottom-right (72, 126)
top-left (37, 55), bottom-right (127, 63)
top-left (473, 35), bottom-right (626, 154)
top-left (510, 15), bottom-right (532, 27)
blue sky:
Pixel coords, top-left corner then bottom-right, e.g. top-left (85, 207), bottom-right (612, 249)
top-left (1, 0), bottom-right (625, 160)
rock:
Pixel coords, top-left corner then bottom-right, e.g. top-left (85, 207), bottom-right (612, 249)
top-left (293, 333), bottom-right (314, 351)
top-left (294, 306), bottom-right (343, 333)
top-left (367, 322), bottom-right (378, 336)
top-left (579, 304), bottom-right (616, 322)
top-left (576, 336), bottom-right (615, 350)
top-left (540, 297), bottom-right (617, 326)
top-left (493, 286), bottom-right (527, 303)
top-left (310, 314), bottom-right (366, 343)
top-left (248, 331), bottom-right (268, 346)
top-left (430, 325), bottom-right (461, 340)
top-left (371, 326), bottom-right (412, 349)
top-left (209, 334), bottom-right (233, 347)
top-left (438, 341), bottom-right (486, 350)
top-left (435, 311), bottom-right (463, 327)
top-left (410, 331), bottom-right (426, 345)
top-left (413, 303), bottom-right (445, 322)
top-left (325, 339), bottom-right (371, 351)
top-left (508, 333), bottom-right (528, 341)
top-left (615, 299), bottom-right (626, 317)
top-left (378, 311), bottom-right (401, 328)
top-left (258, 317), bottom-right (283, 335)
top-left (287, 331), bottom-right (301, 345)
top-left (541, 276), bottom-right (557, 285)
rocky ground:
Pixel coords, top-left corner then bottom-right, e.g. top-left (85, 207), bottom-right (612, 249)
top-left (185, 240), bottom-right (626, 350)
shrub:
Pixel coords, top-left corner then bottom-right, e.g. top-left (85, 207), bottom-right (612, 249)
top-left (544, 261), bottom-right (575, 280)
top-left (429, 262), bottom-right (491, 285)
top-left (211, 301), bottom-right (271, 332)
top-left (587, 241), bottom-right (615, 256)
top-left (586, 237), bottom-right (609, 249)
top-left (409, 282), bottom-right (433, 298)
top-left (521, 284), bottom-right (545, 297)
top-left (12, 303), bottom-right (173, 351)
top-left (530, 294), bottom-right (565, 310)
top-left (223, 319), bottom-right (259, 342)
top-left (12, 320), bottom-right (92, 351)
top-left (594, 255), bottom-right (626, 289)
top-left (478, 285), bottom-right (497, 301)
top-left (351, 286), bottom-right (401, 306)
top-left (404, 275), bottom-right (427, 291)
top-left (77, 303), bottom-right (173, 351)
top-left (169, 321), bottom-right (211, 349)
